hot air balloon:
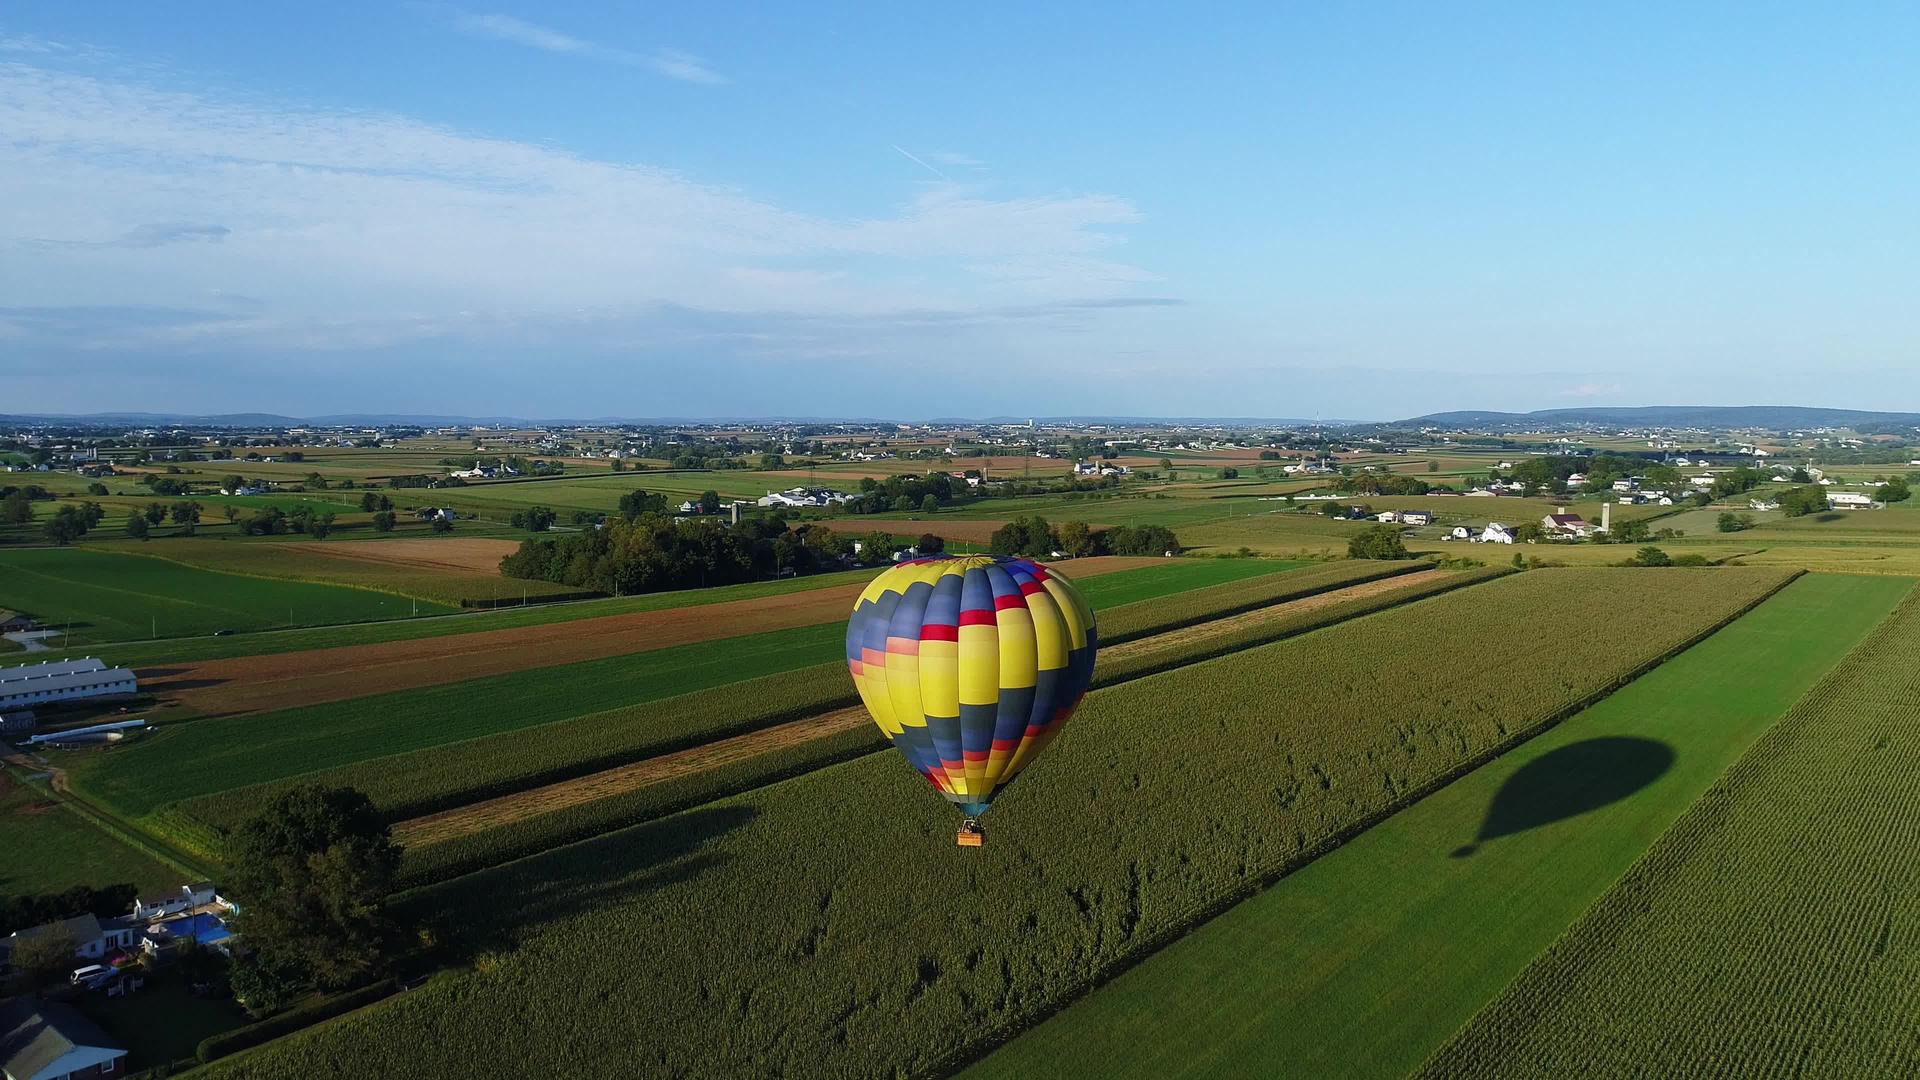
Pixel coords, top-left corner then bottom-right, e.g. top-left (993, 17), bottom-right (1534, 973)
top-left (846, 554), bottom-right (1097, 847)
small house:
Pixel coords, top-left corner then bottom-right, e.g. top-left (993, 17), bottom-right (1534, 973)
top-left (1543, 513), bottom-right (1591, 537)
top-left (1476, 523), bottom-right (1517, 544)
top-left (1401, 511), bottom-right (1434, 527)
top-left (131, 882), bottom-right (216, 922)
top-left (0, 998), bottom-right (128, 1080)
top-left (7, 914), bottom-right (140, 963)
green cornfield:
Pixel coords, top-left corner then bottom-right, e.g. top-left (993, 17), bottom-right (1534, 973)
top-left (197, 568), bottom-right (1793, 1080)
top-left (1418, 589), bottom-right (1920, 1079)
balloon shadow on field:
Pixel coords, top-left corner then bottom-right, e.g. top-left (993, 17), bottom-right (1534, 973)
top-left (1451, 737), bottom-right (1674, 858)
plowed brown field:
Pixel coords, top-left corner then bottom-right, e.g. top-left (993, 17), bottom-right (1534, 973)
top-left (294, 538), bottom-right (524, 574)
top-left (144, 556), bottom-right (1162, 715)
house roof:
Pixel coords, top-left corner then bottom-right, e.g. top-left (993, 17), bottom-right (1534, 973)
top-left (0, 998), bottom-right (121, 1080)
top-left (1546, 514), bottom-right (1587, 526)
top-left (11, 913), bottom-right (102, 945)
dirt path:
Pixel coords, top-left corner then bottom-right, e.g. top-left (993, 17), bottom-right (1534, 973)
top-left (146, 556), bottom-right (1164, 716)
top-left (393, 706), bottom-right (872, 848)
top-left (393, 568), bottom-right (1449, 851)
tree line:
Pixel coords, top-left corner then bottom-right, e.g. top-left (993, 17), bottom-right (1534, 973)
top-left (986, 516), bottom-right (1180, 558)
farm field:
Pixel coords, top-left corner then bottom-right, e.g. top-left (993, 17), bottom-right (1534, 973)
top-left (85, 566), bottom-right (891, 668)
top-left (971, 572), bottom-right (1912, 1079)
top-left (0, 770), bottom-right (181, 896)
top-left (1419, 586), bottom-right (1920, 1079)
top-left (193, 568), bottom-right (1793, 1080)
top-left (382, 566), bottom-right (1466, 866)
top-left (0, 547), bottom-right (456, 643)
top-left (134, 555), bottom-right (1166, 716)
top-left (172, 562), bottom-right (1466, 875)
top-left (93, 535), bottom-right (583, 607)
top-left (60, 557), bottom-right (1278, 827)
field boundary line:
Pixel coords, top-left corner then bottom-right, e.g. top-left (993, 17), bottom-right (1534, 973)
top-left (4, 760), bottom-right (219, 884)
top-left (936, 566), bottom-right (1806, 1077)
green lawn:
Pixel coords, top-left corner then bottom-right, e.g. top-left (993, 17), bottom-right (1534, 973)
top-left (966, 572), bottom-right (1913, 1080)
top-left (0, 547), bottom-right (457, 644)
top-left (81, 967), bottom-right (249, 1071)
top-left (0, 772), bottom-right (181, 897)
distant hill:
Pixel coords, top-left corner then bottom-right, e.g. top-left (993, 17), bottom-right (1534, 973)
top-left (1401, 406), bottom-right (1920, 431)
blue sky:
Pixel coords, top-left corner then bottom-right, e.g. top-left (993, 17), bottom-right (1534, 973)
top-left (3, 3), bottom-right (1918, 420)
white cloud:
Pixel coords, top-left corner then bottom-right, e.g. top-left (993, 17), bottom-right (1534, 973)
top-left (451, 12), bottom-right (726, 84)
top-left (644, 49), bottom-right (725, 86)
top-left (0, 55), bottom-right (1160, 355)
top-left (455, 13), bottom-right (593, 55)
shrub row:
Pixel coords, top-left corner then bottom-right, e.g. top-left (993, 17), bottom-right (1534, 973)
top-left (196, 978), bottom-right (399, 1064)
top-left (198, 568), bottom-right (1796, 1080)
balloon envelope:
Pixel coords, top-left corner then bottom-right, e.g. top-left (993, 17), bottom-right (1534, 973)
top-left (846, 555), bottom-right (1097, 816)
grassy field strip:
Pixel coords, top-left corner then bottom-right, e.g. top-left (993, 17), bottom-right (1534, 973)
top-left (1417, 587), bottom-right (1920, 1079)
top-left (192, 570), bottom-right (1795, 1079)
top-left (388, 570), bottom-right (1466, 859)
top-left (965, 572), bottom-right (1912, 1080)
top-left (86, 565), bottom-right (891, 667)
top-left (0, 547), bottom-right (454, 642)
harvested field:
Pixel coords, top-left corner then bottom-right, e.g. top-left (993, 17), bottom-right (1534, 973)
top-left (294, 538), bottom-right (525, 574)
top-left (395, 705), bottom-right (872, 847)
top-left (144, 556), bottom-right (1164, 715)
top-left (392, 569), bottom-right (1446, 853)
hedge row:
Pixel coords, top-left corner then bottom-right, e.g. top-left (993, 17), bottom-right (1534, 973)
top-left (196, 978), bottom-right (399, 1063)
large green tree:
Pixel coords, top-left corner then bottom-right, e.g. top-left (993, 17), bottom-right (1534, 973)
top-left (1347, 523), bottom-right (1409, 560)
top-left (227, 785), bottom-right (403, 995)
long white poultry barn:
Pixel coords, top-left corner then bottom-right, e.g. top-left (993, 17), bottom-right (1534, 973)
top-left (0, 657), bottom-right (138, 709)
